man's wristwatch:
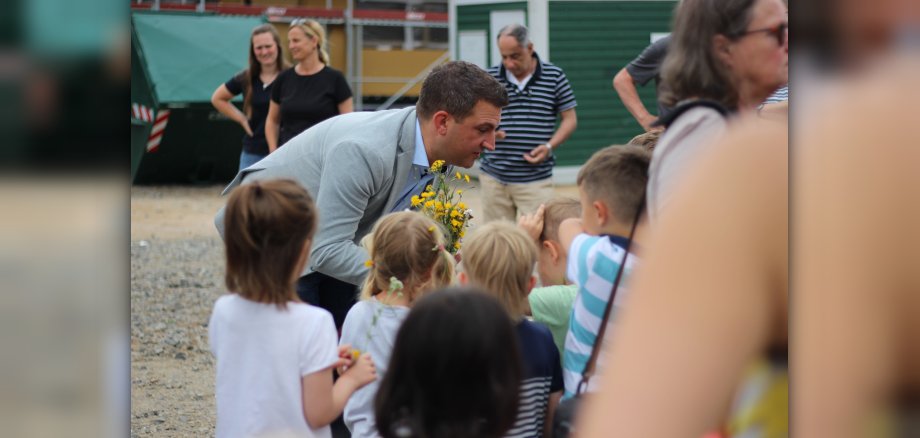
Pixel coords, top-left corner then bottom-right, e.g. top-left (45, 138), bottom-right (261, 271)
top-left (544, 142), bottom-right (554, 152)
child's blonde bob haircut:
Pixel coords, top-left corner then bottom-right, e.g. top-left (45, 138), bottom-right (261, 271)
top-left (461, 221), bottom-right (538, 319)
top-left (360, 211), bottom-right (455, 302)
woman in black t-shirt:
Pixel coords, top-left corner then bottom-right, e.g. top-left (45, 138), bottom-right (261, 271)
top-left (266, 19), bottom-right (353, 152)
top-left (211, 24), bottom-right (288, 171)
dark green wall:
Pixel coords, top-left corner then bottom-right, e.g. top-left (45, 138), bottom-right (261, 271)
top-left (549, 1), bottom-right (675, 166)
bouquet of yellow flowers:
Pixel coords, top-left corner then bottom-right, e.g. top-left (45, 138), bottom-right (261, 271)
top-left (410, 160), bottom-right (473, 254)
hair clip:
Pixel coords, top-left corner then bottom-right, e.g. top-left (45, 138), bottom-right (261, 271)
top-left (364, 259), bottom-right (374, 268)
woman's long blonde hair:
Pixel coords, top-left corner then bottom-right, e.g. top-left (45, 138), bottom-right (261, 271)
top-left (360, 211), bottom-right (455, 303)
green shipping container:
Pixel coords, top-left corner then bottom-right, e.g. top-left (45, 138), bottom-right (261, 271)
top-left (454, 0), bottom-right (675, 168)
top-left (131, 11), bottom-right (265, 184)
top-left (549, 1), bottom-right (676, 165)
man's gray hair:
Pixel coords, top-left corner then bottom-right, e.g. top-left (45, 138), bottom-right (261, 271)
top-left (497, 23), bottom-right (530, 47)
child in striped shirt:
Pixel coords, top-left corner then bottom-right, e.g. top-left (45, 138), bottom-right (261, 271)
top-left (461, 221), bottom-right (563, 438)
top-left (556, 144), bottom-right (651, 398)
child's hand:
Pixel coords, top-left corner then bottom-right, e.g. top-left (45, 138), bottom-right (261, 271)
top-left (341, 352), bottom-right (377, 389)
top-left (518, 204), bottom-right (545, 242)
top-left (335, 344), bottom-right (359, 375)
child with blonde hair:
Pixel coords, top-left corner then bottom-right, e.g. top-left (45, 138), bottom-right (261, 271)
top-left (339, 211), bottom-right (456, 437)
top-left (209, 179), bottom-right (377, 438)
top-left (461, 221), bottom-right (563, 438)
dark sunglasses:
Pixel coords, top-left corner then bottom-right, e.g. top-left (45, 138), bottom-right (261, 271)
top-left (736, 22), bottom-right (788, 46)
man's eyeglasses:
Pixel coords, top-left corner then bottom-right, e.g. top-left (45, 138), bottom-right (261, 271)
top-left (736, 22), bottom-right (787, 46)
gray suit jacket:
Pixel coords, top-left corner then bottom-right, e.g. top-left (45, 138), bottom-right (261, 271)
top-left (215, 106), bottom-right (419, 285)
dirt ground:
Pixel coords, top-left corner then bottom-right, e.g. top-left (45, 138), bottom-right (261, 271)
top-left (130, 181), bottom-right (578, 437)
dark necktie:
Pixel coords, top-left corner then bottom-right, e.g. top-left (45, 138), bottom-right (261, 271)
top-left (390, 165), bottom-right (435, 213)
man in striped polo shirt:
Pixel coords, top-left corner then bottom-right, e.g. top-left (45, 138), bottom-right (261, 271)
top-left (481, 23), bottom-right (578, 223)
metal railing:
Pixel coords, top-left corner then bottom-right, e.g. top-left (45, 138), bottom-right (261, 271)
top-left (375, 50), bottom-right (449, 111)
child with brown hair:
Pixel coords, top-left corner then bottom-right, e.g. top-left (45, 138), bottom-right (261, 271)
top-left (209, 179), bottom-right (377, 438)
top-left (517, 197), bottom-right (583, 358)
top-left (461, 221), bottom-right (564, 438)
top-left (339, 211), bottom-right (456, 437)
top-left (557, 144), bottom-right (650, 398)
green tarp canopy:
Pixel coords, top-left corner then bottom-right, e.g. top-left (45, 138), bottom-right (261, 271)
top-left (132, 12), bottom-right (264, 103)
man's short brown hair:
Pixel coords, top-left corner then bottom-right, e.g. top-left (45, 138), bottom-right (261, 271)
top-left (577, 145), bottom-right (651, 224)
top-left (223, 179), bottom-right (317, 308)
top-left (416, 61), bottom-right (508, 121)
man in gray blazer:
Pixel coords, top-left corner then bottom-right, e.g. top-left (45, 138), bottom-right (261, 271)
top-left (215, 61), bottom-right (509, 327)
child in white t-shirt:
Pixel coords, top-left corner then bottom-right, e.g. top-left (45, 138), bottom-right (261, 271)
top-left (339, 211), bottom-right (456, 437)
top-left (209, 179), bottom-right (377, 438)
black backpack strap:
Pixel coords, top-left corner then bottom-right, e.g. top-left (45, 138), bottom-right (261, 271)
top-left (653, 99), bottom-right (730, 129)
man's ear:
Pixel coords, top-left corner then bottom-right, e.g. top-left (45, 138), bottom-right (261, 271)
top-left (712, 34), bottom-right (734, 67)
top-left (527, 275), bottom-right (537, 294)
top-left (433, 110), bottom-right (451, 135)
top-left (457, 271), bottom-right (468, 285)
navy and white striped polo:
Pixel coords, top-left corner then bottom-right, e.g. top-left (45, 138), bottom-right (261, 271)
top-left (482, 54), bottom-right (577, 183)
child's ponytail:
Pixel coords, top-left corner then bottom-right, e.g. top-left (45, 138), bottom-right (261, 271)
top-left (359, 212), bottom-right (455, 302)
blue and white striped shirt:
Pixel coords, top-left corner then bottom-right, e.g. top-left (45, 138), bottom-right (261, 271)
top-left (562, 234), bottom-right (638, 398)
top-left (505, 319), bottom-right (563, 438)
top-left (763, 85), bottom-right (788, 104)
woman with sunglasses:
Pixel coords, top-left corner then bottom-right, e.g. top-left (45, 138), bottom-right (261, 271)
top-left (265, 19), bottom-right (353, 153)
top-left (645, 0), bottom-right (788, 224)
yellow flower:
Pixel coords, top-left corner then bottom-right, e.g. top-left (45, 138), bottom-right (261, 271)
top-left (431, 160), bottom-right (445, 172)
top-left (464, 174), bottom-right (470, 183)
top-left (454, 241), bottom-right (461, 251)
top-left (411, 195), bottom-right (421, 207)
top-left (451, 219), bottom-right (462, 228)
top-left (455, 171), bottom-right (462, 180)
top-left (364, 260), bottom-right (374, 268)
top-left (457, 189), bottom-right (462, 195)
top-left (445, 202), bottom-right (452, 210)
top-left (351, 349), bottom-right (361, 360)
top-left (459, 229), bottom-right (466, 238)
top-left (428, 225), bottom-right (436, 233)
top-left (458, 202), bottom-right (467, 210)
top-left (425, 200), bottom-right (435, 209)
top-left (421, 191), bottom-right (433, 199)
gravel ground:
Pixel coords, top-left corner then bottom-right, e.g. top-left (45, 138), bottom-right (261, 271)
top-left (130, 182), bottom-right (578, 437)
top-left (131, 185), bottom-right (226, 437)
top-left (131, 236), bottom-right (222, 437)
